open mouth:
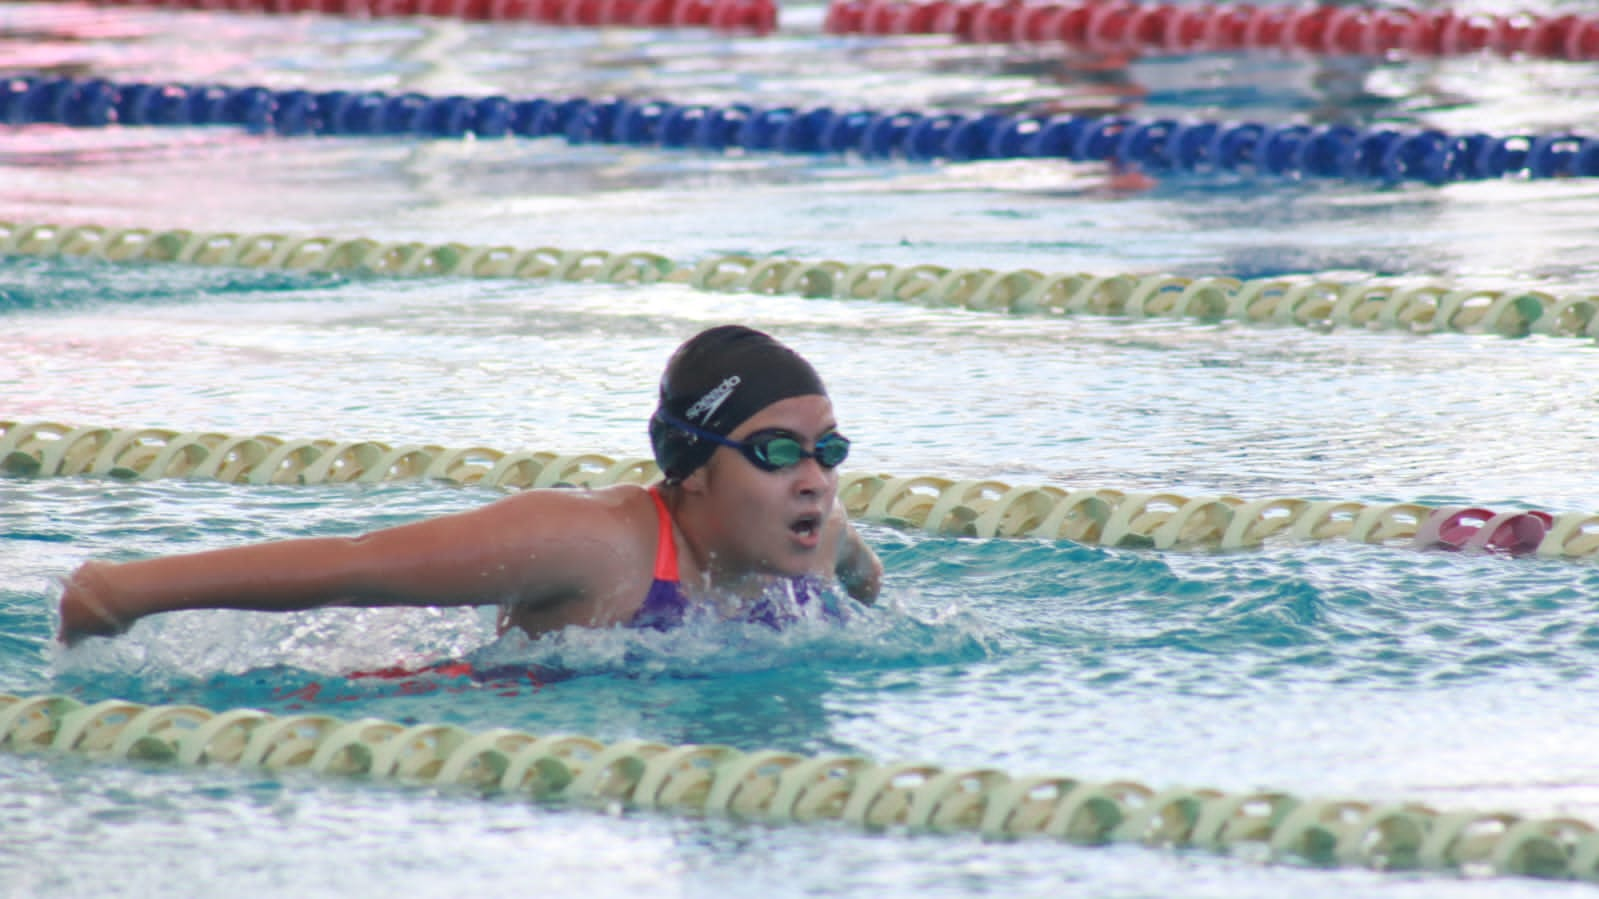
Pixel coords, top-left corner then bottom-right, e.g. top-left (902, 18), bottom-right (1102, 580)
top-left (789, 514), bottom-right (822, 541)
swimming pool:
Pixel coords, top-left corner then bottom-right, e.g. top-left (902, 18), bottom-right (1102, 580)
top-left (6, 1), bottom-right (1599, 895)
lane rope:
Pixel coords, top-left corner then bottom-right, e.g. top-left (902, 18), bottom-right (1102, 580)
top-left (19, 0), bottom-right (778, 31)
top-left (4, 419), bottom-right (1590, 560)
top-left (1, 690), bottom-right (1595, 882)
top-left (3, 219), bottom-right (1594, 340)
top-left (3, 74), bottom-right (1597, 184)
top-left (24, 0), bottom-right (1599, 64)
top-left (824, 0), bottom-right (1599, 62)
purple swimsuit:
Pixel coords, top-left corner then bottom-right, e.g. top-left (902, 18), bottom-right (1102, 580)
top-left (629, 487), bottom-right (831, 631)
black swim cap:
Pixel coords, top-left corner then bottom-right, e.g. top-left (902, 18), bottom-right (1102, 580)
top-left (650, 325), bottom-right (827, 482)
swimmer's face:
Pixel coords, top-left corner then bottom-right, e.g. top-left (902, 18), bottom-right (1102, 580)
top-left (691, 394), bottom-right (841, 578)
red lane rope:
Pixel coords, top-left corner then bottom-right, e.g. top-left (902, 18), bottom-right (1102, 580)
top-left (30, 0), bottom-right (1599, 54)
top-left (824, 1), bottom-right (1599, 61)
top-left (69, 0), bottom-right (778, 32)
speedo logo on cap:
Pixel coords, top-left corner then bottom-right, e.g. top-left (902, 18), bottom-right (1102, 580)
top-left (685, 375), bottom-right (740, 422)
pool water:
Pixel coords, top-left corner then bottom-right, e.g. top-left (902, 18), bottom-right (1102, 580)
top-left (5, 2), bottom-right (1599, 896)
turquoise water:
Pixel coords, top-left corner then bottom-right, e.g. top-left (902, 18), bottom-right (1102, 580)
top-left (6, 2), bottom-right (1599, 896)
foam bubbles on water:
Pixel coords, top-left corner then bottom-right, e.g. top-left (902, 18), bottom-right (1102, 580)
top-left (48, 581), bottom-right (994, 698)
top-left (471, 586), bottom-right (993, 682)
top-left (51, 605), bottom-right (499, 690)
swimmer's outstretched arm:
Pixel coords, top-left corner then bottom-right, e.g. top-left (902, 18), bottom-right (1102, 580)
top-left (57, 489), bottom-right (625, 645)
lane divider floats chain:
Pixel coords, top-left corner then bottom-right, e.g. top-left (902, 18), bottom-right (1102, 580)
top-left (29, 0), bottom-right (1599, 61)
top-left (75, 0), bottom-right (777, 32)
top-left (1, 75), bottom-right (1596, 184)
top-left (3, 420), bottom-right (1593, 560)
top-left (3, 219), bottom-right (1594, 340)
top-left (825, 0), bottom-right (1599, 63)
top-left (2, 691), bottom-right (1597, 882)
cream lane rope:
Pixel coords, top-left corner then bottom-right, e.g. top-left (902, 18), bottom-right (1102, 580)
top-left (2, 220), bottom-right (1595, 339)
top-left (4, 420), bottom-right (1593, 559)
top-left (2, 691), bottom-right (1595, 882)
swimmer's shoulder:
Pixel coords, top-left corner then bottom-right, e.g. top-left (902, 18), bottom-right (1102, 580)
top-left (480, 482), bottom-right (659, 544)
top-left (489, 483), bottom-right (664, 631)
top-left (497, 481), bottom-right (653, 510)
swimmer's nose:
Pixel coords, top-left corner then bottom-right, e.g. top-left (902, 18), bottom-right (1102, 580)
top-left (790, 455), bottom-right (831, 496)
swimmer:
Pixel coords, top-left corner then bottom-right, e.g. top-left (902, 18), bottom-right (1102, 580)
top-left (57, 324), bottom-right (883, 645)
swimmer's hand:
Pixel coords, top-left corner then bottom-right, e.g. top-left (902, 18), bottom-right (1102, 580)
top-left (57, 561), bottom-right (128, 645)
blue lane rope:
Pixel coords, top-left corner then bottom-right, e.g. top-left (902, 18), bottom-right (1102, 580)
top-left (3, 74), bottom-right (1597, 184)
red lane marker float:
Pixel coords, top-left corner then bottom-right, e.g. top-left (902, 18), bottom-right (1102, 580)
top-left (824, 0), bottom-right (1599, 61)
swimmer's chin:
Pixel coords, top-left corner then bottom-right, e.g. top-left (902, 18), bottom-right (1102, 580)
top-left (750, 554), bottom-right (821, 581)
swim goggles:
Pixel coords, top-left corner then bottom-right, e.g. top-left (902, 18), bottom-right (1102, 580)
top-left (659, 411), bottom-right (850, 472)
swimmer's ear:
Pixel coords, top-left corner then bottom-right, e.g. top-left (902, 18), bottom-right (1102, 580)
top-left (678, 463), bottom-right (712, 496)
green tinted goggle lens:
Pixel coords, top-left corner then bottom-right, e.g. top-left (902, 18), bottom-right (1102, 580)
top-left (743, 431), bottom-right (850, 471)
